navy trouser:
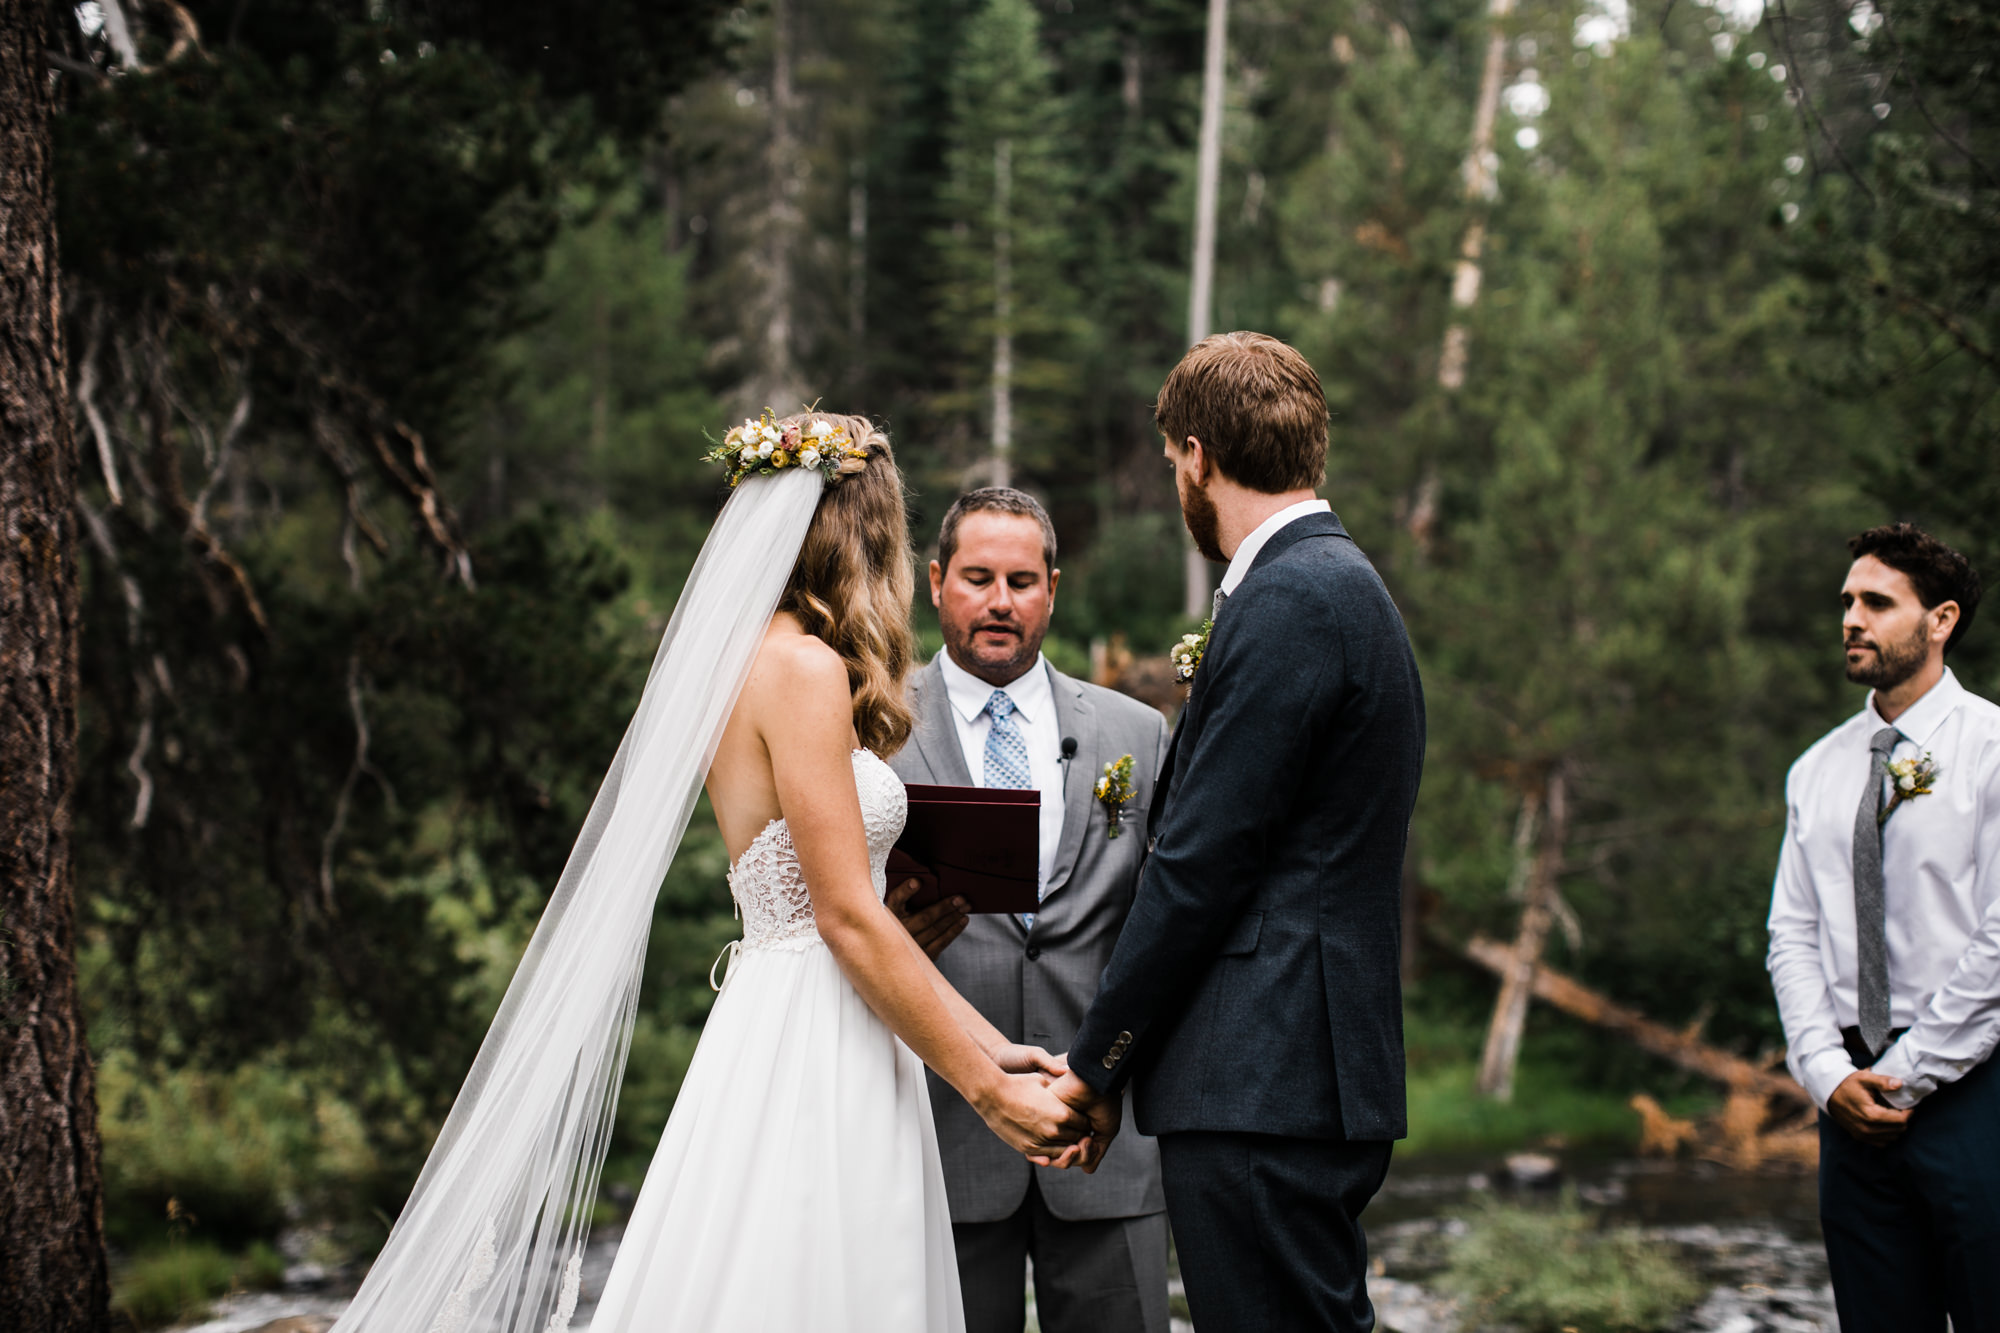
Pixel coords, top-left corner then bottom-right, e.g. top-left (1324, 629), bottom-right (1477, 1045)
top-left (1819, 1050), bottom-right (2000, 1332)
top-left (1157, 1131), bottom-right (1393, 1333)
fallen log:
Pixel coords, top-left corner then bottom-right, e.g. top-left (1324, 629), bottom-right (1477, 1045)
top-left (1458, 934), bottom-right (1811, 1108)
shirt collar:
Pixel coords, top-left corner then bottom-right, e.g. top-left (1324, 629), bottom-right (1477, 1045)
top-left (938, 649), bottom-right (1051, 724)
top-left (1869, 667), bottom-right (1965, 748)
top-left (1219, 498), bottom-right (1332, 596)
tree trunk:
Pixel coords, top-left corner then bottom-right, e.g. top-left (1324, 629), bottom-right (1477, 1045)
top-left (1182, 0), bottom-right (1228, 619)
top-left (750, 0), bottom-right (802, 411)
top-left (847, 158), bottom-right (867, 402)
top-left (0, 8), bottom-right (114, 1328)
top-left (1437, 0), bottom-right (1514, 391)
top-left (990, 137), bottom-right (1013, 490)
top-left (1475, 767), bottom-right (1565, 1101)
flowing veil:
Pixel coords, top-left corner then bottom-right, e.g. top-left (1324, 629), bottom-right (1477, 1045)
top-left (331, 467), bottom-right (827, 1333)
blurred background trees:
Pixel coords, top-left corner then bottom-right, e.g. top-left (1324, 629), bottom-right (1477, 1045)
top-left (21, 0), bottom-right (1996, 1312)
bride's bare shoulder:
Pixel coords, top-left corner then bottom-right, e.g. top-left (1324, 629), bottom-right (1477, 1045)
top-left (748, 617), bottom-right (850, 710)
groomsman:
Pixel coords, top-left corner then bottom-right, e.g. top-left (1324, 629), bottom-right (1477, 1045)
top-left (1766, 523), bottom-right (1997, 1331)
top-left (887, 488), bottom-right (1174, 1333)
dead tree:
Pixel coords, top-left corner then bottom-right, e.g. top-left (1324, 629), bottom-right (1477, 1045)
top-left (0, 5), bottom-right (112, 1326)
top-left (1475, 766), bottom-right (1566, 1100)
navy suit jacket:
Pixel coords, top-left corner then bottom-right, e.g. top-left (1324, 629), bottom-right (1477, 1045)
top-left (1070, 511), bottom-right (1424, 1141)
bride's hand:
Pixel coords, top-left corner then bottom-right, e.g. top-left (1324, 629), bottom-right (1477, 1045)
top-left (973, 1072), bottom-right (1092, 1158)
top-left (992, 1044), bottom-right (1067, 1081)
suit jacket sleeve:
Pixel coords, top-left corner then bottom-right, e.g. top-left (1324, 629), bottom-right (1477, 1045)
top-left (1071, 570), bottom-right (1346, 1094)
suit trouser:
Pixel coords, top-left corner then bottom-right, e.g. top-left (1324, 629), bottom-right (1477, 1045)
top-left (951, 1174), bottom-right (1169, 1333)
top-left (1819, 1048), bottom-right (2000, 1333)
top-left (1157, 1130), bottom-right (1393, 1333)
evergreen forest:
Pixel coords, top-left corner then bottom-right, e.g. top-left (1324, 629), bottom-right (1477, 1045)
top-left (10, 0), bottom-right (1998, 1318)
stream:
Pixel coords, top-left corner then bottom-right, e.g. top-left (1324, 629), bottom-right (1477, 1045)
top-left (170, 1153), bottom-right (1839, 1333)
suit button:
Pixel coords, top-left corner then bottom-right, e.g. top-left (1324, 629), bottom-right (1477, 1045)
top-left (1117, 1031), bottom-right (1133, 1044)
top-left (1102, 1054), bottom-right (1118, 1069)
top-left (1025, 945), bottom-right (1041, 961)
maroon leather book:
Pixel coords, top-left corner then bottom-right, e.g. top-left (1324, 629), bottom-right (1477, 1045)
top-left (891, 783), bottom-right (1040, 914)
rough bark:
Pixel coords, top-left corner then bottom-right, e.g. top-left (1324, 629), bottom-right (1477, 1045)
top-left (0, 5), bottom-right (113, 1327)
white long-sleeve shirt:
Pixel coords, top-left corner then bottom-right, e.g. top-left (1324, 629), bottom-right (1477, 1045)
top-left (1766, 667), bottom-right (2000, 1109)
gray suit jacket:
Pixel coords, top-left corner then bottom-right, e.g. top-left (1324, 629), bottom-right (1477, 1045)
top-left (889, 656), bottom-right (1171, 1224)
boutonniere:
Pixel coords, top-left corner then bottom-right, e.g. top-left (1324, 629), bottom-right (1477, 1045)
top-left (1169, 620), bottom-right (1213, 685)
top-left (1882, 753), bottom-right (1939, 824)
top-left (1095, 754), bottom-right (1137, 838)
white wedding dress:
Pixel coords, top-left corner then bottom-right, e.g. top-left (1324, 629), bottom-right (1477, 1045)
top-left (587, 749), bottom-right (966, 1332)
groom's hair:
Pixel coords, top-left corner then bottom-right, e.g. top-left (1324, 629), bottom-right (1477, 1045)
top-left (936, 488), bottom-right (1058, 575)
top-left (1156, 332), bottom-right (1329, 493)
top-left (1849, 523), bottom-right (1982, 654)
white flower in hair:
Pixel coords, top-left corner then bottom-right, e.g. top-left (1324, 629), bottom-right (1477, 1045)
top-left (800, 447), bottom-right (822, 468)
top-left (807, 420), bottom-right (834, 439)
top-left (739, 446), bottom-right (756, 463)
top-left (758, 438), bottom-right (775, 458)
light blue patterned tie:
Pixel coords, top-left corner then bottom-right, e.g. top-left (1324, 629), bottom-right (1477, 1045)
top-left (982, 690), bottom-right (1039, 929)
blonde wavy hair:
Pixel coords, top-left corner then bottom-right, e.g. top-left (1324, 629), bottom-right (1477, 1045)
top-left (776, 413), bottom-right (918, 757)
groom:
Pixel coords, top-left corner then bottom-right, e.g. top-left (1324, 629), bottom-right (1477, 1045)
top-left (1052, 332), bottom-right (1425, 1332)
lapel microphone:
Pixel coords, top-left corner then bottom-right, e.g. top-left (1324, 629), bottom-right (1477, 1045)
top-left (1059, 736), bottom-right (1078, 777)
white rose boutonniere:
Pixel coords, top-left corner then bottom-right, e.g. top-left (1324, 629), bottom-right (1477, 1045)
top-left (1881, 752), bottom-right (1939, 825)
top-left (1169, 620), bottom-right (1213, 685)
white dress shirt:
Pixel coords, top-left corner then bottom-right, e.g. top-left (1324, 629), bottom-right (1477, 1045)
top-left (1219, 499), bottom-right (1332, 596)
top-left (1767, 667), bottom-right (2000, 1109)
top-left (937, 651), bottom-right (1068, 897)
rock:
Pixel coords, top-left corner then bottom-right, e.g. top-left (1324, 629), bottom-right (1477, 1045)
top-left (281, 1262), bottom-right (329, 1289)
top-left (244, 1319), bottom-right (334, 1333)
top-left (1373, 1276), bottom-right (1461, 1333)
top-left (1503, 1151), bottom-right (1561, 1187)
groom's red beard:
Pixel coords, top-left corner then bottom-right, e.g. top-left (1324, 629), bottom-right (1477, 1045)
top-left (1845, 621), bottom-right (1930, 689)
top-left (1179, 477), bottom-right (1225, 563)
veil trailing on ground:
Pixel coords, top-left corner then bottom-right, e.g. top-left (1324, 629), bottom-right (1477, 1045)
top-left (332, 467), bottom-right (827, 1333)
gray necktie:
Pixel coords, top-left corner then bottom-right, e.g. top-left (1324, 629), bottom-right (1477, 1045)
top-left (1851, 726), bottom-right (1901, 1057)
top-left (1211, 585), bottom-right (1227, 621)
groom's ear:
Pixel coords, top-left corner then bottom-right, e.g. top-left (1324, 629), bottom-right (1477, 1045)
top-left (1184, 435), bottom-right (1211, 484)
top-left (928, 558), bottom-right (944, 607)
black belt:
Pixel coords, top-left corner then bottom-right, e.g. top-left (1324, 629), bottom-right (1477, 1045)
top-left (1841, 1025), bottom-right (1909, 1069)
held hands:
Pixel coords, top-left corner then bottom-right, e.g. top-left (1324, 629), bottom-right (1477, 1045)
top-left (886, 876), bottom-right (969, 961)
top-left (1027, 1069), bottom-right (1121, 1174)
top-left (1829, 1068), bottom-right (1912, 1144)
top-left (974, 1067), bottom-right (1095, 1162)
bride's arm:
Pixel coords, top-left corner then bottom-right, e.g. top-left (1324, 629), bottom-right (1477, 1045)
top-left (762, 638), bottom-right (1086, 1156)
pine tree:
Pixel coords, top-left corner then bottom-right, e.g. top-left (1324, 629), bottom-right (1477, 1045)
top-left (932, 0), bottom-right (1080, 491)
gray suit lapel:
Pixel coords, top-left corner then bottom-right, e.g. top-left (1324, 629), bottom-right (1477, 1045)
top-left (1042, 663), bottom-right (1098, 899)
top-left (910, 657), bottom-right (975, 787)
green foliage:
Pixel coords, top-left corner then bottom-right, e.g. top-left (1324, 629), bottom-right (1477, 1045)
top-left (113, 1241), bottom-right (237, 1328)
top-left (1443, 1194), bottom-right (1704, 1332)
top-left (93, 1051), bottom-right (378, 1249)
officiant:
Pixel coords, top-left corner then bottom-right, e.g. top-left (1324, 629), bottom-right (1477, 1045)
top-left (888, 487), bottom-right (1173, 1333)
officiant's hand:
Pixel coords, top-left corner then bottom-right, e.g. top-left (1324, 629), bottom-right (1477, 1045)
top-left (1030, 1069), bottom-right (1120, 1173)
top-left (993, 1044), bottom-right (1067, 1080)
top-left (974, 1072), bottom-right (1094, 1159)
top-left (887, 876), bottom-right (969, 960)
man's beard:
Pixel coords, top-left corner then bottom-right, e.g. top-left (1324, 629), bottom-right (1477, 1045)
top-left (1846, 622), bottom-right (1930, 690)
top-left (1180, 477), bottom-right (1225, 563)
top-left (944, 615), bottom-right (1040, 682)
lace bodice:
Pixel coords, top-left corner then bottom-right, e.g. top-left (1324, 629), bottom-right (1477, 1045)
top-left (728, 749), bottom-right (907, 951)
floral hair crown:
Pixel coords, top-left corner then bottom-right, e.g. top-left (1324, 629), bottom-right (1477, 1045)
top-left (703, 408), bottom-right (869, 488)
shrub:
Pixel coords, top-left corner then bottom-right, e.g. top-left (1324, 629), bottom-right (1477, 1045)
top-left (113, 1242), bottom-right (235, 1328)
top-left (1442, 1193), bottom-right (1704, 1332)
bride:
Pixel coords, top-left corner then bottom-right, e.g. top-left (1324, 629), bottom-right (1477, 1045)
top-left (331, 414), bottom-right (1091, 1333)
